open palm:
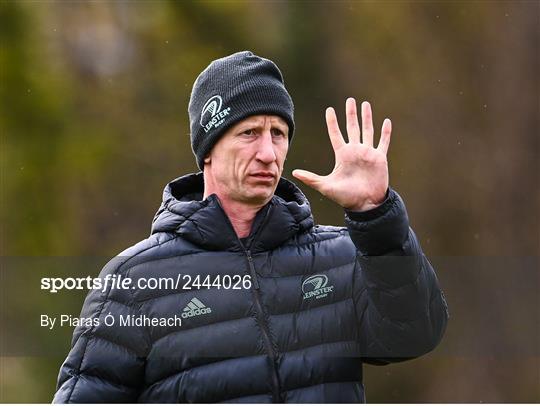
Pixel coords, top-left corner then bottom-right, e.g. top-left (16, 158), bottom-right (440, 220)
top-left (292, 98), bottom-right (391, 212)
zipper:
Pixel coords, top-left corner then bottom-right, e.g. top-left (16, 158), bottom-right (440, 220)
top-left (245, 250), bottom-right (282, 403)
top-left (246, 250), bottom-right (260, 290)
top-left (212, 196), bottom-right (282, 401)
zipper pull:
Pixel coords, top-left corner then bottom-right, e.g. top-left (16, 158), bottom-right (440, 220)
top-left (246, 250), bottom-right (260, 290)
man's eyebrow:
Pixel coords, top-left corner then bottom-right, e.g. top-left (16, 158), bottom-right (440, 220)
top-left (235, 118), bottom-right (288, 130)
top-left (237, 119), bottom-right (264, 128)
top-left (272, 122), bottom-right (288, 130)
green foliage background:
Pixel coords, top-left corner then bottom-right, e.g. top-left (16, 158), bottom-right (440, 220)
top-left (1, 0), bottom-right (538, 402)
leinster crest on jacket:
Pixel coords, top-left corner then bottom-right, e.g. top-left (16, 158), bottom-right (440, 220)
top-left (302, 274), bottom-right (334, 300)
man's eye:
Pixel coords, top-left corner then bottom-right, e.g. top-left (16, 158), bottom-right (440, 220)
top-left (242, 129), bottom-right (254, 136)
top-left (271, 129), bottom-right (285, 137)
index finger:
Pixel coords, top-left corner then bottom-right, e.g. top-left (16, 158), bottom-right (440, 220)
top-left (325, 107), bottom-right (346, 151)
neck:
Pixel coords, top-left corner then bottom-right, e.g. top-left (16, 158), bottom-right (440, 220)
top-left (214, 195), bottom-right (265, 238)
top-left (203, 170), bottom-right (267, 239)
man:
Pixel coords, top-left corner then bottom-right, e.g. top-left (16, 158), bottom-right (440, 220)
top-left (53, 51), bottom-right (448, 403)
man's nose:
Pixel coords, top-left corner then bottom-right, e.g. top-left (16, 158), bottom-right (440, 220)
top-left (255, 131), bottom-right (277, 164)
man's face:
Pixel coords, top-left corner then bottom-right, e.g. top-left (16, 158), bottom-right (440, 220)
top-left (204, 115), bottom-right (289, 205)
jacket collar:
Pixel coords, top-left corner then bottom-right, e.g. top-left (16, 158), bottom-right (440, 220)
top-left (150, 172), bottom-right (314, 253)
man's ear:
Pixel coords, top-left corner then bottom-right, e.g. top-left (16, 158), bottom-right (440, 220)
top-left (204, 155), bottom-right (211, 164)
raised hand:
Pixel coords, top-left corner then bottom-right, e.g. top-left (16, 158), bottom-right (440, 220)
top-left (292, 98), bottom-right (391, 212)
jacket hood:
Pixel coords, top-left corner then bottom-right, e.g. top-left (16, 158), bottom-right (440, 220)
top-left (151, 172), bottom-right (314, 252)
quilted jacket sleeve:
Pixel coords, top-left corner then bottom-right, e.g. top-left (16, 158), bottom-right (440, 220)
top-left (52, 257), bottom-right (149, 403)
top-left (346, 187), bottom-right (448, 364)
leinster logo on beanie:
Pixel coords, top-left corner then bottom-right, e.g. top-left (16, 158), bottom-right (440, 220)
top-left (200, 95), bottom-right (231, 133)
top-left (188, 50), bottom-right (295, 170)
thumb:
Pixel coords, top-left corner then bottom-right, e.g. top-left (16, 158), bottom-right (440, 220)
top-left (292, 169), bottom-right (325, 191)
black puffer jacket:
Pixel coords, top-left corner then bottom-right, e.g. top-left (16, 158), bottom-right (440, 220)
top-left (53, 172), bottom-right (448, 403)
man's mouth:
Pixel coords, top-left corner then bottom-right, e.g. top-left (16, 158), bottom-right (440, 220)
top-left (249, 172), bottom-right (276, 182)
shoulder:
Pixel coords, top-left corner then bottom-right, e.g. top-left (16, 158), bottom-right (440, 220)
top-left (100, 232), bottom-right (198, 278)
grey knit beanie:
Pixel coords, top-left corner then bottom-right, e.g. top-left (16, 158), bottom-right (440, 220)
top-left (188, 51), bottom-right (295, 169)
